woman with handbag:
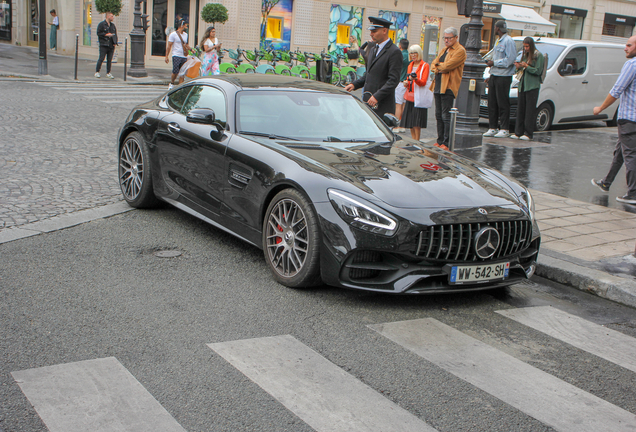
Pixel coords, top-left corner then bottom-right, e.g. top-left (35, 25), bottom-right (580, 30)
top-left (511, 37), bottom-right (544, 141)
top-left (346, 35), bottom-right (360, 69)
top-left (400, 45), bottom-right (431, 141)
top-left (200, 26), bottom-right (221, 76)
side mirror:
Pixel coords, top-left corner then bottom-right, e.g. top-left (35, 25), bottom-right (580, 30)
top-left (186, 108), bottom-right (216, 124)
top-left (560, 63), bottom-right (573, 75)
top-left (383, 113), bottom-right (399, 128)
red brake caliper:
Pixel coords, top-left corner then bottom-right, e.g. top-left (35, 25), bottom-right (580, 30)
top-left (275, 214), bottom-right (285, 244)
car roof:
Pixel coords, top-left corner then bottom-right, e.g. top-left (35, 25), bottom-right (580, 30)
top-left (512, 36), bottom-right (624, 49)
top-left (193, 74), bottom-right (351, 94)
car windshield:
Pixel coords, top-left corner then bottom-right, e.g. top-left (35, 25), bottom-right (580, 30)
top-left (236, 91), bottom-right (392, 144)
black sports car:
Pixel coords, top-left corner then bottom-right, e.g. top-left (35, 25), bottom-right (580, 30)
top-left (117, 74), bottom-right (540, 294)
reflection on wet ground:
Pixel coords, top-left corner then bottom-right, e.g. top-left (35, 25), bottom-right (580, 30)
top-left (449, 125), bottom-right (635, 215)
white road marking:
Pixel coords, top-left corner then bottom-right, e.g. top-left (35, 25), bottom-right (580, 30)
top-left (208, 335), bottom-right (438, 432)
top-left (11, 357), bottom-right (186, 432)
top-left (369, 318), bottom-right (636, 432)
top-left (497, 306), bottom-right (636, 373)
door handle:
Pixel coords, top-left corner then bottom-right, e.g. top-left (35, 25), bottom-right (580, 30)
top-left (582, 80), bottom-right (589, 84)
top-left (167, 123), bottom-right (180, 133)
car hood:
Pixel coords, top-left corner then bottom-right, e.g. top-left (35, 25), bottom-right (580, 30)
top-left (278, 140), bottom-right (524, 210)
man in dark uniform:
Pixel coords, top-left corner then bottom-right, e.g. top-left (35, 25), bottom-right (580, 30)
top-left (344, 16), bottom-right (403, 119)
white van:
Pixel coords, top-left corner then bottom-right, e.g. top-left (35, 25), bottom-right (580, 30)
top-left (480, 38), bottom-right (625, 131)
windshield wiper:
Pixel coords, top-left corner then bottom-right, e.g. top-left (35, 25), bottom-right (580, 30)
top-left (324, 136), bottom-right (377, 143)
top-left (239, 131), bottom-right (299, 141)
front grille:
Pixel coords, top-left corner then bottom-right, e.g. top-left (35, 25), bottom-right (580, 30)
top-left (413, 220), bottom-right (532, 262)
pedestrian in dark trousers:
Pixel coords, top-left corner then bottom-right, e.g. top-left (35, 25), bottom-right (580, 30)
top-left (483, 20), bottom-right (517, 138)
top-left (344, 16), bottom-right (403, 119)
top-left (95, 12), bottom-right (117, 79)
top-left (430, 27), bottom-right (466, 150)
top-left (511, 37), bottom-right (544, 141)
top-left (592, 35), bottom-right (636, 205)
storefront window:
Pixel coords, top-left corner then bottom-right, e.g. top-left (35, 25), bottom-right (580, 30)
top-left (0, 0), bottom-right (11, 40)
top-left (29, 0), bottom-right (38, 45)
top-left (152, 0), bottom-right (167, 56)
top-left (550, 6), bottom-right (586, 40)
top-left (603, 14), bottom-right (636, 38)
top-left (83, 0), bottom-right (92, 46)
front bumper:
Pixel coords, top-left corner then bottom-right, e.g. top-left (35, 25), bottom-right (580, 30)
top-left (316, 201), bottom-right (540, 294)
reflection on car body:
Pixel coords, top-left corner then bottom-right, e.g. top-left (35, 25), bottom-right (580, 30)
top-left (117, 74), bottom-right (540, 294)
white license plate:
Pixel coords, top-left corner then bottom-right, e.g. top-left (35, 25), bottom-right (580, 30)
top-left (480, 99), bottom-right (488, 107)
top-left (449, 262), bottom-right (509, 284)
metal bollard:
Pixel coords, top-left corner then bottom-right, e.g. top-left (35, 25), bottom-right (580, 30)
top-left (74, 34), bottom-right (79, 80)
top-left (448, 107), bottom-right (459, 151)
top-left (124, 38), bottom-right (128, 82)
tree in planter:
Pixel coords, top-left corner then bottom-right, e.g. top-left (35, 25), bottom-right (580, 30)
top-left (201, 3), bottom-right (229, 27)
top-left (94, 0), bottom-right (122, 16)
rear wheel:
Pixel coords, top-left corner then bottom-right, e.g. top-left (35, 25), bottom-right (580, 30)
top-left (331, 69), bottom-right (342, 86)
top-left (279, 68), bottom-right (292, 76)
top-left (265, 68), bottom-right (276, 74)
top-left (299, 69), bottom-right (310, 79)
top-left (118, 131), bottom-right (159, 208)
top-left (535, 102), bottom-right (553, 132)
top-left (225, 66), bottom-right (237, 74)
top-left (263, 189), bottom-right (322, 288)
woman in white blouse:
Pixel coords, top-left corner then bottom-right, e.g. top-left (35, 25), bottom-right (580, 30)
top-left (48, 9), bottom-right (59, 50)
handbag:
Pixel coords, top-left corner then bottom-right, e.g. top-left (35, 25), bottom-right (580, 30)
top-left (413, 63), bottom-right (433, 109)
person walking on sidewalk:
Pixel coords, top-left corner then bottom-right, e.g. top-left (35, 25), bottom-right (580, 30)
top-left (510, 37), bottom-right (544, 141)
top-left (95, 12), bottom-right (117, 79)
top-left (165, 19), bottom-right (190, 89)
top-left (430, 27), bottom-right (466, 150)
top-left (591, 35), bottom-right (636, 205)
top-left (344, 16), bottom-right (402, 119)
top-left (48, 10), bottom-right (58, 50)
top-left (483, 21), bottom-right (517, 139)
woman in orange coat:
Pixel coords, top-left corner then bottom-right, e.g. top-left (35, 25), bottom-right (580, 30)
top-left (399, 45), bottom-right (430, 141)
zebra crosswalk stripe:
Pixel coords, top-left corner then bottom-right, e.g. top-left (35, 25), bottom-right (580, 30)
top-left (208, 334), bottom-right (438, 432)
top-left (369, 318), bottom-right (636, 432)
top-left (11, 357), bottom-right (186, 432)
top-left (497, 305), bottom-right (636, 373)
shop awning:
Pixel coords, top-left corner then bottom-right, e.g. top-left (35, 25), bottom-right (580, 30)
top-left (498, 4), bottom-right (557, 34)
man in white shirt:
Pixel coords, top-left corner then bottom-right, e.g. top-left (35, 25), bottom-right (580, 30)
top-left (165, 19), bottom-right (190, 89)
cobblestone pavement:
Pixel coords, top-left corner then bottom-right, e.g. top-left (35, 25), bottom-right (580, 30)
top-left (0, 81), bottom-right (136, 229)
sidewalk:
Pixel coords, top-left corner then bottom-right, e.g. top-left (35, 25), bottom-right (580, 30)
top-left (1, 42), bottom-right (635, 308)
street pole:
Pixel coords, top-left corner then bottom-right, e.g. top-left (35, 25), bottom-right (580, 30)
top-left (128, 0), bottom-right (149, 77)
top-left (38, 0), bottom-right (47, 75)
top-left (453, 0), bottom-right (487, 149)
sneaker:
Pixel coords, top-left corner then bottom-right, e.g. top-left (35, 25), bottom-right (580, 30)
top-left (519, 135), bottom-right (531, 141)
top-left (510, 135), bottom-right (519, 140)
top-left (439, 144), bottom-right (449, 151)
top-left (168, 83), bottom-right (174, 90)
top-left (106, 73), bottom-right (114, 79)
top-left (494, 130), bottom-right (510, 138)
top-left (94, 72), bottom-right (101, 78)
top-left (483, 128), bottom-right (498, 137)
top-left (616, 194), bottom-right (636, 205)
top-left (591, 179), bottom-right (610, 193)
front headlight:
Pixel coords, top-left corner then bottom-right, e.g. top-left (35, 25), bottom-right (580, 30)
top-left (328, 189), bottom-right (398, 236)
top-left (521, 188), bottom-right (535, 221)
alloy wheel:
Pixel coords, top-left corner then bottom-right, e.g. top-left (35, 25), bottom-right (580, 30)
top-left (119, 136), bottom-right (144, 201)
top-left (265, 198), bottom-right (309, 278)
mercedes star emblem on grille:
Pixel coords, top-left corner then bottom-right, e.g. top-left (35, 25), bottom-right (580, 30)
top-left (474, 227), bottom-right (500, 259)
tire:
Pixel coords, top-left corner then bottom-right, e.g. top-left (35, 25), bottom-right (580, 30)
top-left (263, 189), bottom-right (322, 288)
top-left (265, 68), bottom-right (276, 74)
top-left (299, 69), bottom-right (310, 79)
top-left (279, 68), bottom-right (292, 76)
top-left (225, 66), bottom-right (237, 74)
top-left (535, 102), bottom-right (553, 132)
top-left (246, 68), bottom-right (256, 73)
top-left (346, 70), bottom-right (357, 86)
top-left (118, 131), bottom-right (159, 208)
top-left (331, 69), bottom-right (342, 86)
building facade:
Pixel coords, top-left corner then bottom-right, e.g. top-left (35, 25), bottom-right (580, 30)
top-left (1, 0), bottom-right (635, 68)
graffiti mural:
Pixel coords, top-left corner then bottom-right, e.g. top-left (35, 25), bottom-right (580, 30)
top-left (378, 10), bottom-right (409, 42)
top-left (260, 0), bottom-right (292, 51)
top-left (328, 4), bottom-right (363, 56)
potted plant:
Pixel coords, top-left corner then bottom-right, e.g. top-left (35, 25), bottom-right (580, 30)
top-left (94, 0), bottom-right (122, 15)
top-left (201, 3), bottom-right (229, 27)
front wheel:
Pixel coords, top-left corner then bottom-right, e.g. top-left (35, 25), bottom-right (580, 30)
top-left (345, 70), bottom-right (357, 86)
top-left (535, 102), bottom-right (553, 132)
top-left (263, 189), bottom-right (322, 288)
top-left (119, 131), bottom-right (159, 208)
top-left (331, 69), bottom-right (342, 86)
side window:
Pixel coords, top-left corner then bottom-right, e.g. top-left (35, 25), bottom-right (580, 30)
top-left (166, 87), bottom-right (192, 112)
top-left (558, 47), bottom-right (587, 76)
top-left (181, 85), bottom-right (227, 127)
